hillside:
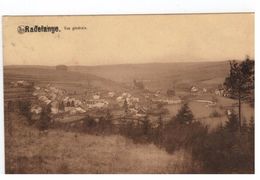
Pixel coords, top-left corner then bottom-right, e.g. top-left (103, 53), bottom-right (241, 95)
top-left (4, 66), bottom-right (127, 92)
top-left (70, 61), bottom-right (230, 91)
top-left (5, 112), bottom-right (193, 173)
top-left (4, 61), bottom-right (230, 92)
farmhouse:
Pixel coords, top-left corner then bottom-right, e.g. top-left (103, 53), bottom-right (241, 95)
top-left (34, 86), bottom-right (41, 90)
top-left (190, 86), bottom-right (199, 93)
top-left (108, 91), bottom-right (115, 98)
top-left (215, 89), bottom-right (224, 96)
top-left (85, 99), bottom-right (109, 109)
top-left (93, 95), bottom-right (100, 100)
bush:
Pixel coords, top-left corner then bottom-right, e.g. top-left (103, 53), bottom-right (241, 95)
top-left (191, 115), bottom-right (254, 173)
top-left (163, 120), bottom-right (207, 154)
top-left (209, 110), bottom-right (221, 118)
top-left (18, 100), bottom-right (32, 120)
top-left (225, 112), bottom-right (239, 132)
top-left (162, 103), bottom-right (207, 153)
top-left (175, 103), bottom-right (194, 124)
top-left (37, 105), bottom-right (51, 131)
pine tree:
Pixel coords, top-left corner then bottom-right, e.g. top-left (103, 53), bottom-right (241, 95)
top-left (59, 101), bottom-right (65, 111)
top-left (248, 117), bottom-right (254, 142)
top-left (71, 101), bottom-right (75, 107)
top-left (142, 115), bottom-right (150, 136)
top-left (123, 99), bottom-right (128, 114)
top-left (241, 118), bottom-right (248, 134)
top-left (225, 112), bottom-right (239, 132)
top-left (224, 57), bottom-right (254, 131)
top-left (39, 105), bottom-right (51, 131)
top-left (175, 103), bottom-right (194, 124)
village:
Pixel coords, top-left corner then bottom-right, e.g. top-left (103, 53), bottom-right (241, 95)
top-left (5, 77), bottom-right (233, 132)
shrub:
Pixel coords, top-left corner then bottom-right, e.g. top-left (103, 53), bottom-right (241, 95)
top-left (175, 103), bottom-right (194, 124)
top-left (225, 112), bottom-right (239, 132)
top-left (162, 103), bottom-right (207, 153)
top-left (191, 115), bottom-right (254, 173)
top-left (163, 120), bottom-right (207, 154)
top-left (209, 110), bottom-right (221, 118)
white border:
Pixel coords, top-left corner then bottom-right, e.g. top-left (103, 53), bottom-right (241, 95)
top-left (0, 0), bottom-right (256, 15)
top-left (0, 0), bottom-right (257, 179)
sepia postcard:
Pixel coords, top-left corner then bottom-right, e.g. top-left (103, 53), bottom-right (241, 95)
top-left (3, 14), bottom-right (254, 174)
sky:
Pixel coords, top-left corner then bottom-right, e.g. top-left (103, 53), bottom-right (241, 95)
top-left (3, 13), bottom-right (254, 66)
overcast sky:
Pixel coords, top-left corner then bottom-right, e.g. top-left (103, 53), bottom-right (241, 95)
top-left (3, 13), bottom-right (254, 66)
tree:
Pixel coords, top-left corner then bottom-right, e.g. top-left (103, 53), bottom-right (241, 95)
top-left (38, 104), bottom-right (51, 131)
top-left (142, 115), bottom-right (149, 135)
top-left (133, 79), bottom-right (144, 90)
top-left (105, 109), bottom-right (112, 121)
top-left (224, 57), bottom-right (254, 131)
top-left (67, 101), bottom-right (71, 107)
top-left (175, 103), bottom-right (194, 124)
top-left (56, 65), bottom-right (68, 71)
top-left (59, 101), bottom-right (65, 111)
top-left (167, 89), bottom-right (175, 96)
top-left (225, 112), bottom-right (239, 132)
top-left (123, 99), bottom-right (128, 114)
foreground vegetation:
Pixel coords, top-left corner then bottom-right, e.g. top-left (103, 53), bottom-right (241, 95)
top-left (5, 112), bottom-right (195, 174)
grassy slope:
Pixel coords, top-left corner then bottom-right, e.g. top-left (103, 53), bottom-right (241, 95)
top-left (5, 112), bottom-right (193, 174)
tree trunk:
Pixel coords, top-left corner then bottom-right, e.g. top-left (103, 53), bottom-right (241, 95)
top-left (238, 93), bottom-right (241, 132)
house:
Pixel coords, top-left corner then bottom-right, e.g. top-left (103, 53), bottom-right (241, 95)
top-left (50, 101), bottom-right (59, 114)
top-left (135, 113), bottom-right (146, 118)
top-left (48, 92), bottom-right (57, 101)
top-left (65, 106), bottom-right (74, 112)
top-left (86, 99), bottom-right (109, 109)
top-left (93, 95), bottom-right (100, 100)
top-left (30, 105), bottom-right (42, 114)
top-left (75, 107), bottom-right (86, 113)
top-left (131, 97), bottom-right (140, 103)
top-left (34, 86), bottom-right (41, 90)
top-left (129, 108), bottom-right (138, 115)
top-left (191, 86), bottom-right (199, 93)
top-left (17, 80), bottom-right (31, 87)
top-left (202, 88), bottom-right (207, 93)
top-left (137, 107), bottom-right (147, 114)
top-left (44, 88), bottom-right (50, 93)
top-left (108, 92), bottom-right (115, 98)
top-left (122, 92), bottom-right (131, 98)
top-left (38, 96), bottom-right (51, 104)
top-left (74, 99), bottom-right (82, 107)
top-left (215, 89), bottom-right (224, 96)
top-left (226, 109), bottom-right (232, 116)
top-left (32, 92), bottom-right (38, 96)
top-left (69, 107), bottom-right (86, 115)
top-left (116, 96), bottom-right (125, 107)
